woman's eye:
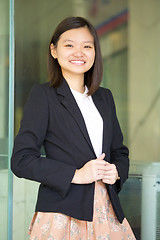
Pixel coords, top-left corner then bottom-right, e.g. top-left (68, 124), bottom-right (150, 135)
top-left (65, 44), bottom-right (73, 47)
top-left (84, 45), bottom-right (92, 49)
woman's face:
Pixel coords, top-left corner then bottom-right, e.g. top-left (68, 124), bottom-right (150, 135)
top-left (51, 27), bottom-right (95, 80)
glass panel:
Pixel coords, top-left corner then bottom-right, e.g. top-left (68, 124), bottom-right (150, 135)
top-left (0, 0), bottom-right (9, 238)
top-left (0, 157), bottom-right (8, 239)
top-left (0, 0), bottom-right (9, 156)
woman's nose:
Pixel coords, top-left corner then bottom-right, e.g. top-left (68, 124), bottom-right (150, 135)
top-left (73, 47), bottom-right (84, 57)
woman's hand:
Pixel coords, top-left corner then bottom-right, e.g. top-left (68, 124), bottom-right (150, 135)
top-left (72, 153), bottom-right (107, 184)
top-left (102, 162), bottom-right (119, 185)
top-left (72, 153), bottom-right (120, 185)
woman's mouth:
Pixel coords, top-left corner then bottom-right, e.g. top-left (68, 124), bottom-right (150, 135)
top-left (70, 60), bottom-right (85, 65)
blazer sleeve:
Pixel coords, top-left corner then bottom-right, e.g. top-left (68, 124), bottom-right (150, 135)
top-left (108, 90), bottom-right (129, 193)
top-left (11, 84), bottom-right (76, 198)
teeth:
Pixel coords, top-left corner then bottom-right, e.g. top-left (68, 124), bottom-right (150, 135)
top-left (70, 60), bottom-right (85, 64)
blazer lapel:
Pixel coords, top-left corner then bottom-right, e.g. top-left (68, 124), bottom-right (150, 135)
top-left (56, 79), bottom-right (96, 156)
top-left (92, 89), bottom-right (110, 156)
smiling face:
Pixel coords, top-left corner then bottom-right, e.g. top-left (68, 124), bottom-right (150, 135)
top-left (50, 27), bottom-right (95, 81)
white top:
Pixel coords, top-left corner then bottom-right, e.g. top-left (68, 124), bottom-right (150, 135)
top-left (70, 86), bottom-right (103, 158)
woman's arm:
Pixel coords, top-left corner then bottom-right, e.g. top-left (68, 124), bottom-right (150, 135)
top-left (11, 85), bottom-right (76, 198)
top-left (107, 90), bottom-right (129, 192)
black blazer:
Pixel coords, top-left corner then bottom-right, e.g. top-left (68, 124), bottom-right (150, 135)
top-left (11, 78), bottom-right (129, 223)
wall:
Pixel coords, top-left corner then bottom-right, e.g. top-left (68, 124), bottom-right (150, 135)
top-left (128, 0), bottom-right (160, 166)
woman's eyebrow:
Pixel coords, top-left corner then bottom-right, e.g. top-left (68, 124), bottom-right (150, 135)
top-left (63, 39), bottom-right (74, 43)
top-left (83, 41), bottom-right (94, 44)
top-left (62, 39), bottom-right (94, 44)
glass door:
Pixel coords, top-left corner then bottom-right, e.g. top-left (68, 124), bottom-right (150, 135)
top-left (0, 0), bottom-right (14, 239)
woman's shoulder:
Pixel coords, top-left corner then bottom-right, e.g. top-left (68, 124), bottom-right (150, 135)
top-left (95, 86), bottom-right (113, 98)
top-left (31, 81), bottom-right (51, 91)
top-left (94, 87), bottom-right (116, 107)
top-left (29, 81), bottom-right (57, 96)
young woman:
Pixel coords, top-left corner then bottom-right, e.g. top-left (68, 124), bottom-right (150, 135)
top-left (11, 17), bottom-right (136, 239)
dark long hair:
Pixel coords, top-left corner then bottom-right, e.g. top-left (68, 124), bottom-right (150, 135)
top-left (48, 17), bottom-right (103, 95)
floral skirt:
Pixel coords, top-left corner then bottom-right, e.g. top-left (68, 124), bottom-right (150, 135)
top-left (28, 181), bottom-right (136, 240)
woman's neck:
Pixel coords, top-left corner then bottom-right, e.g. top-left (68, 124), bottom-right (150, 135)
top-left (63, 73), bottom-right (85, 94)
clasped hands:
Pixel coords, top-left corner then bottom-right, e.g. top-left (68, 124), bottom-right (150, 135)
top-left (72, 153), bottom-right (119, 185)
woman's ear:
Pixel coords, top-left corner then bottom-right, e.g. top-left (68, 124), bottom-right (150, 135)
top-left (50, 43), bottom-right (57, 59)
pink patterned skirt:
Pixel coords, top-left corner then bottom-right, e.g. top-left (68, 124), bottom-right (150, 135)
top-left (29, 181), bottom-right (136, 240)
